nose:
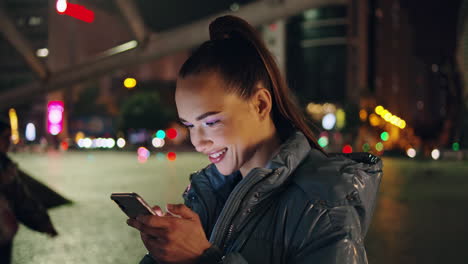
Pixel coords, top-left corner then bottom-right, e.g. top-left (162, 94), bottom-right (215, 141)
top-left (190, 127), bottom-right (212, 153)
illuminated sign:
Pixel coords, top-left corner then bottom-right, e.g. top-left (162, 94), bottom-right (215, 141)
top-left (48, 101), bottom-right (64, 135)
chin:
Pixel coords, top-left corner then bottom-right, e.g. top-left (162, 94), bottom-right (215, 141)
top-left (214, 164), bottom-right (236, 176)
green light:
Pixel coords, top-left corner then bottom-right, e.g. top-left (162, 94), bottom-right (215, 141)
top-left (362, 143), bottom-right (371, 152)
top-left (380, 132), bottom-right (389, 141)
top-left (452, 142), bottom-right (460, 151)
top-left (376, 142), bottom-right (384, 151)
top-left (318, 136), bottom-right (328, 148)
top-left (156, 130), bottom-right (166, 139)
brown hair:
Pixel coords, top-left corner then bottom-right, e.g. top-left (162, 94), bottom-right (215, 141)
top-left (179, 15), bottom-right (325, 153)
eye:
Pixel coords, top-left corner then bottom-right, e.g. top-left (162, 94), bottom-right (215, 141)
top-left (204, 120), bottom-right (220, 127)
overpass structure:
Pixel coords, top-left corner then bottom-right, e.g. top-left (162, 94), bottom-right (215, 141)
top-left (0, 0), bottom-right (347, 109)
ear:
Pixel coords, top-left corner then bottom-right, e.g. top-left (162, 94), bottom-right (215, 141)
top-left (251, 85), bottom-right (272, 121)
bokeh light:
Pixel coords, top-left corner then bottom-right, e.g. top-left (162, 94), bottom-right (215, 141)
top-left (117, 138), bottom-right (126, 148)
top-left (362, 143), bottom-right (371, 152)
top-left (156, 130), bottom-right (166, 139)
top-left (25, 123), bottom-right (36, 141)
top-left (380, 132), bottom-right (389, 141)
top-left (124, 77), bottom-right (137, 89)
top-left (407, 148), bottom-right (416, 158)
top-left (322, 113), bottom-right (336, 130)
top-left (152, 138), bottom-right (165, 148)
top-left (167, 152), bottom-right (177, 161)
top-left (342, 145), bottom-right (352, 154)
top-left (359, 109), bottom-right (368, 121)
top-left (452, 142), bottom-right (460, 151)
top-left (166, 128), bottom-right (178, 139)
top-left (318, 136), bottom-right (329, 148)
top-left (431, 149), bottom-right (440, 160)
top-left (375, 142), bottom-right (384, 152)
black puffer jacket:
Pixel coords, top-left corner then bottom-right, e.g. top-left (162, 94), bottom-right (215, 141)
top-left (140, 131), bottom-right (383, 263)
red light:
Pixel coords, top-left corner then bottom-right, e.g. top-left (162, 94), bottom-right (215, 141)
top-left (167, 152), bottom-right (176, 161)
top-left (60, 141), bottom-right (69, 151)
top-left (342, 145), bottom-right (353, 154)
top-left (56, 0), bottom-right (94, 23)
top-left (166, 128), bottom-right (177, 139)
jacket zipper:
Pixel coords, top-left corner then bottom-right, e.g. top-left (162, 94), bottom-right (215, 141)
top-left (224, 224), bottom-right (235, 251)
top-left (210, 168), bottom-right (268, 247)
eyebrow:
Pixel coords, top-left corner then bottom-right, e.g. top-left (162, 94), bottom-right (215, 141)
top-left (179, 111), bottom-right (221, 123)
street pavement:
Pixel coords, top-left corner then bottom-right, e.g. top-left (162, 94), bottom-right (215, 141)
top-left (8, 150), bottom-right (468, 264)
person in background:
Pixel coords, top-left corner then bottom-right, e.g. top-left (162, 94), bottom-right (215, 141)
top-left (0, 119), bottom-right (58, 264)
top-left (128, 15), bottom-right (383, 264)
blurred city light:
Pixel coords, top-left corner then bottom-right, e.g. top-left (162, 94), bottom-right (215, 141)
top-left (431, 149), bottom-right (440, 160)
top-left (75, 131), bottom-right (85, 144)
top-left (407, 148), bottom-right (416, 158)
top-left (61, 141), bottom-right (69, 151)
top-left (25, 123), bottom-right (36, 141)
top-left (369, 113), bottom-right (381, 126)
top-left (47, 101), bottom-right (64, 136)
top-left (124, 77), bottom-right (137, 89)
top-left (318, 136), bottom-right (329, 148)
top-left (156, 130), bottom-right (166, 139)
top-left (117, 138), bottom-right (126, 148)
top-left (56, 0), bottom-right (67, 13)
top-left (166, 128), bottom-right (177, 139)
top-left (167, 152), bottom-right (177, 161)
top-left (36, 48), bottom-right (49, 57)
top-left (374, 105), bottom-right (406, 129)
top-left (359, 109), bottom-right (368, 121)
top-left (152, 138), bottom-right (165, 148)
top-left (106, 138), bottom-right (116, 148)
top-left (8, 109), bottom-right (20, 144)
top-left (322, 113), bottom-right (336, 130)
top-left (56, 0), bottom-right (95, 23)
top-left (137, 147), bottom-right (150, 163)
top-left (335, 109), bottom-right (345, 129)
top-left (452, 142), bottom-right (460, 151)
top-left (362, 143), bottom-right (371, 152)
top-left (380, 132), bottom-right (389, 141)
top-left (375, 142), bottom-right (384, 152)
top-left (82, 138), bottom-right (92, 148)
top-left (342, 145), bottom-right (352, 153)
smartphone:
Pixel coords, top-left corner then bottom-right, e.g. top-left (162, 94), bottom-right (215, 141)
top-left (110, 192), bottom-right (156, 218)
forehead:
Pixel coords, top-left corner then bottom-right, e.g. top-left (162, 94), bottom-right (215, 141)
top-left (175, 72), bottom-right (243, 118)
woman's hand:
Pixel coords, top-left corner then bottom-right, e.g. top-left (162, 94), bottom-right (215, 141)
top-left (127, 204), bottom-right (211, 264)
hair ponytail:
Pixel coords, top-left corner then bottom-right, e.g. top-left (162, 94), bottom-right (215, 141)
top-left (180, 15), bottom-right (326, 154)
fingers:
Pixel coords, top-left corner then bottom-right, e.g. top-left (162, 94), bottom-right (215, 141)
top-left (166, 204), bottom-right (198, 220)
top-left (151, 205), bottom-right (164, 216)
top-left (127, 219), bottom-right (166, 238)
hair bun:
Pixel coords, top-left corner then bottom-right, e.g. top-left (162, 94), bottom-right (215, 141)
top-left (209, 15), bottom-right (255, 41)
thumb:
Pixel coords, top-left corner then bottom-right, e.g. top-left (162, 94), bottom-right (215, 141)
top-left (166, 204), bottom-right (197, 220)
top-left (151, 205), bottom-right (164, 216)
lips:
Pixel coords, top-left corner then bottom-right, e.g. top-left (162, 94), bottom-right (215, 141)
top-left (208, 148), bottom-right (227, 164)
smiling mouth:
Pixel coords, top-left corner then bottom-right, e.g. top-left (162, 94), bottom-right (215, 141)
top-left (208, 148), bottom-right (227, 163)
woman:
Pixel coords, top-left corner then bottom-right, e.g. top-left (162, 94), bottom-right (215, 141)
top-left (128, 15), bottom-right (383, 264)
top-left (0, 119), bottom-right (58, 264)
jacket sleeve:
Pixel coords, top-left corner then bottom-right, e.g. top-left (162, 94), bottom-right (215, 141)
top-left (289, 205), bottom-right (368, 264)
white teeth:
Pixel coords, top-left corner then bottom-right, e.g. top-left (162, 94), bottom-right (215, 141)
top-left (210, 148), bottom-right (227, 158)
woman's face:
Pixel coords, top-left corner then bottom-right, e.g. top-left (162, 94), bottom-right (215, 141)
top-left (175, 72), bottom-right (265, 176)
